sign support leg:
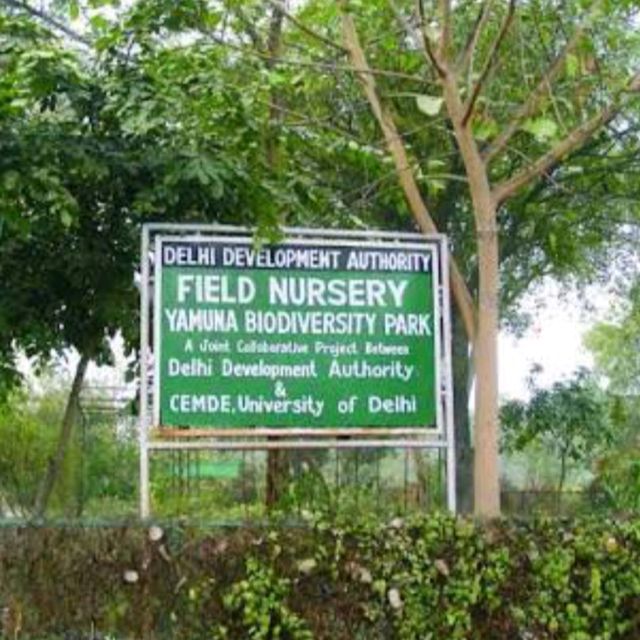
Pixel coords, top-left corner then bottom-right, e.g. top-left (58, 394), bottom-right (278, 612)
top-left (139, 226), bottom-right (151, 519)
top-left (441, 240), bottom-right (457, 514)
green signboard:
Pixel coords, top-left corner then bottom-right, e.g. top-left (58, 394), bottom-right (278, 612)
top-left (154, 237), bottom-right (441, 430)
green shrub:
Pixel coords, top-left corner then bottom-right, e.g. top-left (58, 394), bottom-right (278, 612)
top-left (2, 516), bottom-right (640, 638)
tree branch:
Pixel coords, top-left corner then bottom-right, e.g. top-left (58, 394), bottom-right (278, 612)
top-left (417, 0), bottom-right (447, 77)
top-left (457, 0), bottom-right (494, 74)
top-left (264, 0), bottom-right (347, 53)
top-left (338, 0), bottom-right (477, 341)
top-left (437, 0), bottom-right (451, 60)
top-left (1, 0), bottom-right (92, 48)
top-left (484, 0), bottom-right (604, 162)
top-left (493, 70), bottom-right (640, 204)
top-left (208, 33), bottom-right (426, 81)
top-left (462, 0), bottom-right (516, 127)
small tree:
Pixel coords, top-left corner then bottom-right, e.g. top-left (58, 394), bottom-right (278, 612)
top-left (501, 369), bottom-right (612, 494)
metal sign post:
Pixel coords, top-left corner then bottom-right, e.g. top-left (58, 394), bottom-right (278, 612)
top-left (139, 224), bottom-right (456, 517)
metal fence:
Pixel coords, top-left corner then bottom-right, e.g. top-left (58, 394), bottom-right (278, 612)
top-left (149, 446), bottom-right (449, 521)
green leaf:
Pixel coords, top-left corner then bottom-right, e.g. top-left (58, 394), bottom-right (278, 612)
top-left (427, 159), bottom-right (447, 171)
top-left (90, 15), bottom-right (110, 32)
top-left (472, 118), bottom-right (499, 141)
top-left (522, 117), bottom-right (558, 142)
top-left (69, 0), bottom-right (80, 20)
top-left (2, 171), bottom-right (20, 189)
top-left (416, 95), bottom-right (443, 117)
top-left (566, 53), bottom-right (580, 79)
top-left (60, 210), bottom-right (73, 227)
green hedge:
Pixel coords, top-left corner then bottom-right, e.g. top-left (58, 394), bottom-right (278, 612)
top-left (2, 515), bottom-right (640, 639)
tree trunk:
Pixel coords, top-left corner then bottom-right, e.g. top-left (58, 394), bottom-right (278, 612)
top-left (34, 353), bottom-right (90, 518)
top-left (412, 448), bottom-right (430, 506)
top-left (441, 72), bottom-right (501, 519)
top-left (452, 309), bottom-right (474, 513)
top-left (265, 448), bottom-right (289, 509)
top-left (473, 225), bottom-right (501, 517)
top-left (341, 7), bottom-right (502, 517)
top-left (558, 452), bottom-right (568, 495)
top-left (264, 0), bottom-right (289, 509)
top-left (265, 0), bottom-right (285, 173)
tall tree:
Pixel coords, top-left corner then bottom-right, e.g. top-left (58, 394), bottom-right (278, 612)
top-left (334, 0), bottom-right (640, 516)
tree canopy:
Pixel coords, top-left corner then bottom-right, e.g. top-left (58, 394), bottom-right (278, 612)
top-left (1, 0), bottom-right (640, 515)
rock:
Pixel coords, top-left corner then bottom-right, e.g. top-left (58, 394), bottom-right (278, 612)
top-left (297, 558), bottom-right (318, 575)
top-left (434, 558), bottom-right (450, 577)
top-left (388, 588), bottom-right (403, 610)
top-left (148, 525), bottom-right (164, 542)
top-left (123, 570), bottom-right (139, 584)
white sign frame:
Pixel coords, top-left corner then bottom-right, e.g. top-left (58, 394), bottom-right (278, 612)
top-left (139, 223), bottom-right (456, 517)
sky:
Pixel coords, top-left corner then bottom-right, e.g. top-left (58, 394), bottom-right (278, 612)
top-left (499, 303), bottom-right (593, 400)
top-left (498, 280), bottom-right (614, 400)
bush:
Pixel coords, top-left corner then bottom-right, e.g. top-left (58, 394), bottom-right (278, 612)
top-left (0, 389), bottom-right (66, 517)
top-left (2, 515), bottom-right (640, 638)
top-left (0, 385), bottom-right (138, 519)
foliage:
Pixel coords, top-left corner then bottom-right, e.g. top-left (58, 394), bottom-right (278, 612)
top-left (298, 0), bottom-right (640, 319)
top-left (502, 439), bottom-right (574, 492)
top-left (4, 516), bottom-right (640, 638)
top-left (582, 281), bottom-right (640, 511)
top-left (0, 383), bottom-right (137, 517)
top-left (586, 281), bottom-right (640, 395)
top-left (80, 420), bottom-right (137, 512)
top-left (5, 0), bottom-right (636, 338)
top-left (593, 445), bottom-right (640, 512)
top-left (583, 395), bottom-right (640, 512)
top-left (501, 369), bottom-right (613, 490)
top-left (0, 388), bottom-right (66, 516)
top-left (2, 0), bottom-right (640, 517)
top-left (0, 5), bottom-right (290, 389)
top-left (219, 556), bottom-right (313, 639)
